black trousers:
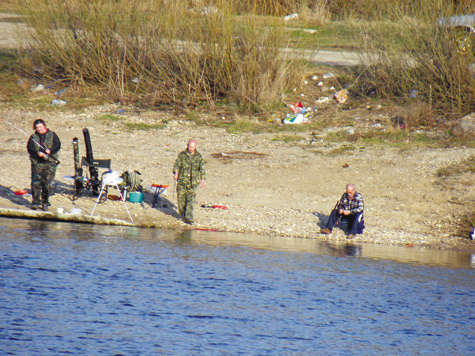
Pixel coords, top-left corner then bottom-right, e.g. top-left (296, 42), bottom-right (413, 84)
top-left (326, 209), bottom-right (363, 234)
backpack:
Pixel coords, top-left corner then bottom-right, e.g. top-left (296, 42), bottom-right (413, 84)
top-left (120, 170), bottom-right (142, 192)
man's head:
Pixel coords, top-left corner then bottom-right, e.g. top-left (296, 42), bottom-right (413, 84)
top-left (33, 119), bottom-right (47, 134)
top-left (187, 139), bottom-right (197, 154)
top-left (346, 183), bottom-right (356, 199)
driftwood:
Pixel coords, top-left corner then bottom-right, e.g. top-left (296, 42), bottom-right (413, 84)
top-left (0, 208), bottom-right (136, 226)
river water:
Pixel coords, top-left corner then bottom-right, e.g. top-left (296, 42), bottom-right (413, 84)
top-left (1, 218), bottom-right (474, 355)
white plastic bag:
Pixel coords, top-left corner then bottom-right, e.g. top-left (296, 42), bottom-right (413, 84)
top-left (102, 171), bottom-right (123, 186)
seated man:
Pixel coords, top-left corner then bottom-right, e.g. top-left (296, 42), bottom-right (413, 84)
top-left (320, 183), bottom-right (364, 239)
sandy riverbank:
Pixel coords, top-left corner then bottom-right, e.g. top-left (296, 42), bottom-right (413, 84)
top-left (1, 104), bottom-right (474, 250)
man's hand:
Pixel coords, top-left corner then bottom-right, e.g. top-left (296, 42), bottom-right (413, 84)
top-left (339, 209), bottom-right (350, 215)
top-left (173, 172), bottom-right (178, 181)
top-left (200, 179), bottom-right (205, 188)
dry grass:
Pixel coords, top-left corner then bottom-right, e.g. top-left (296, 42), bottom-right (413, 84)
top-left (15, 0), bottom-right (303, 111)
top-left (348, 2), bottom-right (475, 126)
top-left (0, 0), bottom-right (17, 12)
top-left (6, 0), bottom-right (475, 123)
top-left (326, 0), bottom-right (474, 20)
top-left (436, 155), bottom-right (475, 178)
top-left (458, 211), bottom-right (475, 240)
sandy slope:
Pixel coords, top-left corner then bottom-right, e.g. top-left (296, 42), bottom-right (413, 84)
top-left (1, 104), bottom-right (474, 250)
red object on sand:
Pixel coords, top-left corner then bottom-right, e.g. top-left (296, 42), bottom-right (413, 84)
top-left (151, 183), bottom-right (170, 188)
top-left (289, 101), bottom-right (304, 113)
top-left (212, 205), bottom-right (227, 210)
top-left (14, 189), bottom-right (28, 195)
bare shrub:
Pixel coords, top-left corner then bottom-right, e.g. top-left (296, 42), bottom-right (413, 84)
top-left (298, 1), bottom-right (331, 26)
top-left (391, 101), bottom-right (438, 128)
top-left (16, 0), bottom-right (301, 112)
top-left (350, 4), bottom-right (475, 127)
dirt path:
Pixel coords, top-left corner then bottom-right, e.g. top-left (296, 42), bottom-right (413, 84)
top-left (0, 13), bottom-right (361, 66)
top-left (0, 13), bottom-right (26, 49)
top-left (1, 105), bottom-right (474, 250)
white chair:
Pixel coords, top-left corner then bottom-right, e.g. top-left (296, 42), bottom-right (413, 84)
top-left (90, 170), bottom-right (133, 223)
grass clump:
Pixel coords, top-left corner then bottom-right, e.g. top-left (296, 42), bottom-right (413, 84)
top-left (97, 114), bottom-right (122, 123)
top-left (457, 211), bottom-right (475, 240)
top-left (0, 51), bottom-right (25, 102)
top-left (0, 0), bottom-right (17, 12)
top-left (436, 154), bottom-right (475, 178)
top-left (272, 134), bottom-right (305, 142)
top-left (327, 144), bottom-right (357, 156)
top-left (124, 122), bottom-right (168, 131)
top-left (324, 126), bottom-right (475, 149)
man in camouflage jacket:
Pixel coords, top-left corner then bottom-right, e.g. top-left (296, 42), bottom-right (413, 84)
top-left (173, 139), bottom-right (206, 224)
top-left (27, 119), bottom-right (61, 211)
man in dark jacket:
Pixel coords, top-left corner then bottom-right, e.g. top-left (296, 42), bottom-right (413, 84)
top-left (27, 119), bottom-right (61, 211)
top-left (320, 183), bottom-right (364, 239)
top-left (173, 139), bottom-right (206, 224)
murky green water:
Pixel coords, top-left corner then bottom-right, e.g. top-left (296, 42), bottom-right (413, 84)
top-left (1, 218), bottom-right (474, 355)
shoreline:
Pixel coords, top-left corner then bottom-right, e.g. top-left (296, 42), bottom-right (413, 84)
top-left (1, 105), bottom-right (475, 251)
top-left (0, 204), bottom-right (474, 252)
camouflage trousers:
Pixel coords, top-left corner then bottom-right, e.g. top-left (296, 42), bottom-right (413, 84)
top-left (31, 162), bottom-right (57, 204)
top-left (176, 184), bottom-right (198, 222)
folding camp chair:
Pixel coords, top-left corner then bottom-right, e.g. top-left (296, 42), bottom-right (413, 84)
top-left (90, 170), bottom-right (133, 223)
top-left (81, 157), bottom-right (112, 170)
top-left (80, 158), bottom-right (133, 223)
top-left (79, 157), bottom-right (112, 199)
top-left (151, 183), bottom-right (170, 208)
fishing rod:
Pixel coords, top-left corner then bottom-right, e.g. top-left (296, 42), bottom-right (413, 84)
top-left (173, 179), bottom-right (177, 200)
top-left (0, 118), bottom-right (60, 164)
top-left (334, 200), bottom-right (342, 227)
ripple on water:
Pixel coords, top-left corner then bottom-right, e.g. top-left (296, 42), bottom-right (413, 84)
top-left (0, 219), bottom-right (474, 355)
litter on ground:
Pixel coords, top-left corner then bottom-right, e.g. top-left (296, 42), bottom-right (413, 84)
top-left (334, 89), bottom-right (348, 103)
top-left (13, 189), bottom-right (30, 196)
top-left (316, 96), bottom-right (330, 104)
top-left (283, 113), bottom-right (308, 124)
top-left (284, 13), bottom-right (298, 21)
top-left (289, 101), bottom-right (303, 113)
top-left (201, 204), bottom-right (228, 210)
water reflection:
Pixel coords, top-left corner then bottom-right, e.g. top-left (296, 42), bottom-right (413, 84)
top-left (2, 217), bottom-right (474, 268)
top-left (1, 217), bottom-right (474, 355)
top-left (174, 230), bottom-right (193, 245)
top-left (188, 229), bottom-right (474, 269)
top-left (322, 242), bottom-right (362, 257)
